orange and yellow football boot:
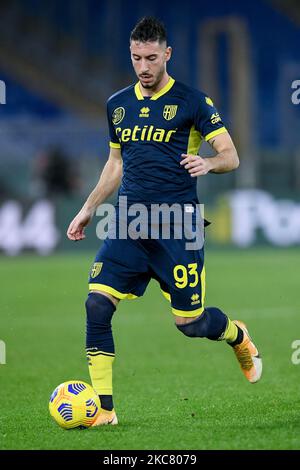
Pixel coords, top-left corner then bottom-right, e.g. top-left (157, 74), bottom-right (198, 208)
top-left (232, 320), bottom-right (262, 383)
top-left (92, 408), bottom-right (118, 426)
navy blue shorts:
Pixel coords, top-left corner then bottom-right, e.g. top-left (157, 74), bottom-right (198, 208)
top-left (88, 209), bottom-right (206, 317)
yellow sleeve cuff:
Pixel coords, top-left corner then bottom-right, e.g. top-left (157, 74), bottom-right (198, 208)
top-left (204, 127), bottom-right (227, 142)
top-left (109, 141), bottom-right (121, 149)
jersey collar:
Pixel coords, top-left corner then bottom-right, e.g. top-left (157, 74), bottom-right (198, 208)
top-left (134, 77), bottom-right (175, 101)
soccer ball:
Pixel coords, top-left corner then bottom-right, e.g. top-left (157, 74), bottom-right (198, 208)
top-left (49, 380), bottom-right (100, 429)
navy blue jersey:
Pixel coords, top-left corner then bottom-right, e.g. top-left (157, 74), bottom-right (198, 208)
top-left (107, 78), bottom-right (226, 206)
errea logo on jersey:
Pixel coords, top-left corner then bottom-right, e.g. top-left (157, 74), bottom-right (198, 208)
top-left (139, 107), bottom-right (150, 117)
top-left (115, 125), bottom-right (177, 143)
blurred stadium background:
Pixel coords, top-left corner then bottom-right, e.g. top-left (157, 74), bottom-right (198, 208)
top-left (1, 0), bottom-right (300, 450)
top-left (0, 0), bottom-right (300, 253)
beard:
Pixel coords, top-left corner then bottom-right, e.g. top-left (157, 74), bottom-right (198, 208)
top-left (140, 82), bottom-right (152, 89)
top-left (139, 68), bottom-right (165, 90)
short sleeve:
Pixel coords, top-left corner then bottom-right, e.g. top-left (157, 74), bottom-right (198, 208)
top-left (106, 100), bottom-right (121, 149)
top-left (194, 95), bottom-right (227, 142)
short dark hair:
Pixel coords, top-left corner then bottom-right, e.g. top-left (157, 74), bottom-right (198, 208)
top-left (130, 16), bottom-right (167, 44)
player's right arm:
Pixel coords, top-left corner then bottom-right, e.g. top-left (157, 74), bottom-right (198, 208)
top-left (67, 147), bottom-right (122, 241)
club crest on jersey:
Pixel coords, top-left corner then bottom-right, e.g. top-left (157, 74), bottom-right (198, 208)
top-left (112, 107), bottom-right (125, 125)
top-left (90, 262), bottom-right (103, 279)
top-left (163, 105), bottom-right (178, 121)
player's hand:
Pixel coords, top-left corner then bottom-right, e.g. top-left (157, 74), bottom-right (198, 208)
top-left (180, 154), bottom-right (213, 177)
top-left (67, 209), bottom-right (93, 241)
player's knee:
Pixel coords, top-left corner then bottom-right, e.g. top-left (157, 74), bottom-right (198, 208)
top-left (85, 292), bottom-right (116, 327)
top-left (85, 293), bottom-right (116, 352)
top-left (176, 311), bottom-right (209, 338)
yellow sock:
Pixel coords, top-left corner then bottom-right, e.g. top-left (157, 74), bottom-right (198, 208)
top-left (86, 350), bottom-right (115, 395)
top-left (223, 319), bottom-right (238, 343)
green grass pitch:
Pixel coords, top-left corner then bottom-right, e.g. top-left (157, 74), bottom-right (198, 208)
top-left (0, 248), bottom-right (300, 450)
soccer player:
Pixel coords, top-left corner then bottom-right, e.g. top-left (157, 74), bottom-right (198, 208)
top-left (67, 17), bottom-right (262, 426)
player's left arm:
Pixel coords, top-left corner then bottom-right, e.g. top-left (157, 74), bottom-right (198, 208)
top-left (181, 131), bottom-right (239, 177)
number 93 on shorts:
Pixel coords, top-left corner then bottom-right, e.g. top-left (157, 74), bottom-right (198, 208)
top-left (88, 237), bottom-right (206, 318)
